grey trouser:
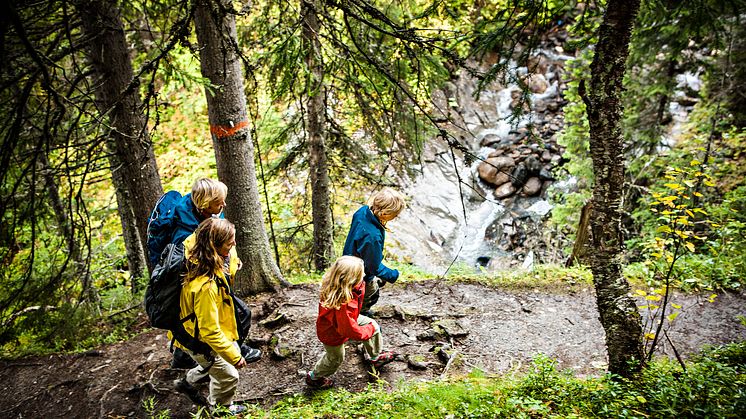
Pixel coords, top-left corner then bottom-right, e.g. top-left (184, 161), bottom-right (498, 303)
top-left (361, 279), bottom-right (380, 313)
top-left (311, 315), bottom-right (382, 378)
top-left (185, 342), bottom-right (240, 406)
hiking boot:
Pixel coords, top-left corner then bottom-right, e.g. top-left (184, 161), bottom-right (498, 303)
top-left (240, 344), bottom-right (262, 363)
top-left (173, 378), bottom-right (207, 406)
top-left (170, 348), bottom-right (198, 369)
top-left (305, 372), bottom-right (333, 389)
top-left (369, 351), bottom-right (397, 369)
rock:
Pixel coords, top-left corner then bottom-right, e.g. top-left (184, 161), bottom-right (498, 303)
top-left (417, 329), bottom-right (438, 341)
top-left (431, 342), bottom-right (457, 364)
top-left (480, 133), bottom-right (501, 147)
top-left (511, 163), bottom-right (528, 188)
top-left (477, 156), bottom-right (516, 186)
top-left (527, 54), bottom-right (550, 74)
top-left (269, 336), bottom-right (298, 360)
top-left (487, 148), bottom-right (505, 158)
top-left (524, 73), bottom-right (549, 94)
top-left (522, 177), bottom-right (543, 196)
top-left (494, 182), bottom-right (516, 199)
top-left (431, 319), bottom-right (469, 338)
top-left (541, 150), bottom-right (552, 162)
top-left (524, 156), bottom-right (542, 175)
top-left (539, 167), bottom-right (555, 180)
top-left (407, 355), bottom-right (430, 370)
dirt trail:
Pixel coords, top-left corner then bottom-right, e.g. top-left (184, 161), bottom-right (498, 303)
top-left (1, 280), bottom-right (743, 418)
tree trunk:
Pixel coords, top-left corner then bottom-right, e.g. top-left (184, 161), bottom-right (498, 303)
top-left (302, 0), bottom-right (334, 271)
top-left (193, 0), bottom-right (286, 294)
top-left (75, 0), bottom-right (163, 282)
top-left (585, 0), bottom-right (645, 378)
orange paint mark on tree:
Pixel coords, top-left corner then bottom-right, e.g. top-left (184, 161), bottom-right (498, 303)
top-left (210, 120), bottom-right (249, 139)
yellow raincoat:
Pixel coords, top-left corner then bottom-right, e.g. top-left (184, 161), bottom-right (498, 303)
top-left (169, 233), bottom-right (242, 365)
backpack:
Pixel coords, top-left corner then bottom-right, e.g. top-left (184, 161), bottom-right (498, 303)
top-left (144, 242), bottom-right (213, 357)
top-left (145, 243), bottom-right (253, 356)
top-left (146, 191), bottom-right (183, 268)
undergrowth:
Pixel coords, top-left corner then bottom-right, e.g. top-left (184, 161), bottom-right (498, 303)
top-left (185, 342), bottom-right (746, 418)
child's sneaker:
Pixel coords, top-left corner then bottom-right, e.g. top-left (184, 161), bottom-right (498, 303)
top-left (369, 351), bottom-right (397, 369)
top-left (305, 372), bottom-right (333, 389)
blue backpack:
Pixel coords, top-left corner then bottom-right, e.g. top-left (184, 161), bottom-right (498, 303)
top-left (146, 190), bottom-right (182, 267)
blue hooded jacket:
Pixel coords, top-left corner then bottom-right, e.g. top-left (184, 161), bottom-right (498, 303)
top-left (170, 193), bottom-right (223, 246)
top-left (342, 205), bottom-right (399, 284)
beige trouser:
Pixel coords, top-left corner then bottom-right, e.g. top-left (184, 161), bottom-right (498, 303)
top-left (311, 315), bottom-right (382, 378)
top-left (185, 342), bottom-right (240, 406)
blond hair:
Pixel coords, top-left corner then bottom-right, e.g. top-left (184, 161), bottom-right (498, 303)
top-left (368, 188), bottom-right (406, 222)
top-left (191, 177), bottom-right (227, 212)
top-left (184, 218), bottom-right (235, 284)
top-left (319, 256), bottom-right (365, 310)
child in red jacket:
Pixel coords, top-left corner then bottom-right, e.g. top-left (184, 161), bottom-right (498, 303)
top-left (305, 256), bottom-right (397, 388)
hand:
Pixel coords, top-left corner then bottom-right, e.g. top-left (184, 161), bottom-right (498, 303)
top-left (235, 357), bottom-right (247, 369)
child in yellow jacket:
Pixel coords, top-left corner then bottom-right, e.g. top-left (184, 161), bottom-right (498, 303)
top-left (172, 218), bottom-right (247, 415)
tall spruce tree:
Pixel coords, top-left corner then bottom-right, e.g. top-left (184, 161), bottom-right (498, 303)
top-left (193, 0), bottom-right (287, 294)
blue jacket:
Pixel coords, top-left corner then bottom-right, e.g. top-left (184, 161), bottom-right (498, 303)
top-left (171, 193), bottom-right (212, 246)
top-left (342, 205), bottom-right (399, 284)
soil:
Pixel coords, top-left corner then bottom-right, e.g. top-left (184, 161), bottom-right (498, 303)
top-left (1, 280), bottom-right (744, 418)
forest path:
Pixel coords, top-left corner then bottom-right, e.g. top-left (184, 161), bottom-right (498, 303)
top-left (1, 280), bottom-right (743, 418)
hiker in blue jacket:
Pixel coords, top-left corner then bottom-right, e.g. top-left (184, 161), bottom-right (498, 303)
top-left (170, 178), bottom-right (227, 247)
top-left (161, 178), bottom-right (261, 369)
top-left (342, 188), bottom-right (406, 316)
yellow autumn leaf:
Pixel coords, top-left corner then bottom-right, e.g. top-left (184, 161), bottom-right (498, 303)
top-left (690, 159), bottom-right (701, 166)
top-left (656, 225), bottom-right (673, 234)
top-left (644, 333), bottom-right (656, 340)
top-left (672, 303), bottom-right (682, 309)
top-left (646, 295), bottom-right (662, 301)
top-left (685, 242), bottom-right (695, 252)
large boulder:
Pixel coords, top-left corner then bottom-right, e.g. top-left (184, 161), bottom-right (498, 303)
top-left (522, 177), bottom-right (543, 196)
top-left (478, 156), bottom-right (516, 186)
top-left (494, 182), bottom-right (517, 199)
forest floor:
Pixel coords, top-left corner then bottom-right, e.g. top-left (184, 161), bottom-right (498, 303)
top-left (1, 279), bottom-right (744, 418)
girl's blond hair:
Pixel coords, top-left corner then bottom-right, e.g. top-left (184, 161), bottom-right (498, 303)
top-left (191, 177), bottom-right (228, 212)
top-left (368, 188), bottom-right (406, 222)
top-left (184, 218), bottom-right (235, 284)
top-left (319, 256), bottom-right (365, 309)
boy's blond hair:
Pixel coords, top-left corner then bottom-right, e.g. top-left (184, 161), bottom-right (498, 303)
top-left (319, 256), bottom-right (365, 310)
top-left (368, 188), bottom-right (406, 221)
top-left (191, 177), bottom-right (227, 212)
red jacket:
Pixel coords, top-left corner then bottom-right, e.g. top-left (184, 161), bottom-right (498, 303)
top-left (316, 281), bottom-right (376, 346)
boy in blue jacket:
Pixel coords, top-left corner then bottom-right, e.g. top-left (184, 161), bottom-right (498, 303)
top-left (342, 188), bottom-right (406, 316)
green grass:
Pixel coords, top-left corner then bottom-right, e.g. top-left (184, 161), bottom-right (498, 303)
top-left (207, 343), bottom-right (746, 419)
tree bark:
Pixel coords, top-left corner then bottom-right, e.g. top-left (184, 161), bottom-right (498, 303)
top-left (302, 0), bottom-right (334, 271)
top-left (193, 0), bottom-right (286, 294)
top-left (585, 0), bottom-right (645, 378)
top-left (75, 0), bottom-right (163, 282)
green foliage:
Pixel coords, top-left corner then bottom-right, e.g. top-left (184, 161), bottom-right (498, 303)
top-left (229, 343), bottom-right (746, 418)
top-left (143, 396), bottom-right (171, 419)
top-left (550, 48), bottom-right (593, 241)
